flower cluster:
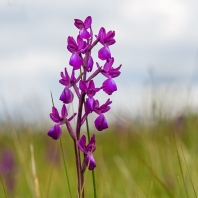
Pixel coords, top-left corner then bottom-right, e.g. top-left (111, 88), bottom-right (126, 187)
top-left (47, 16), bottom-right (121, 171)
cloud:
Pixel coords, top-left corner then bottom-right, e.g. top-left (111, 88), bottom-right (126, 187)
top-left (1, 0), bottom-right (198, 121)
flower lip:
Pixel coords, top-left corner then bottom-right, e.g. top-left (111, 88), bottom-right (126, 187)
top-left (102, 78), bottom-right (117, 95)
top-left (94, 114), bottom-right (108, 131)
top-left (59, 87), bottom-right (74, 104)
top-left (48, 125), bottom-right (62, 140)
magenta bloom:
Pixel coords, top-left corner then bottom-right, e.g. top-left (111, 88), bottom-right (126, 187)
top-left (67, 35), bottom-right (88, 69)
top-left (49, 105), bottom-right (76, 124)
top-left (97, 58), bottom-right (121, 79)
top-left (60, 87), bottom-right (74, 104)
top-left (50, 104), bottom-right (67, 123)
top-left (74, 16), bottom-right (92, 39)
top-left (48, 105), bottom-right (76, 140)
top-left (59, 68), bottom-right (77, 87)
top-left (93, 98), bottom-right (112, 114)
top-left (82, 98), bottom-right (111, 131)
top-left (79, 80), bottom-right (100, 98)
top-left (85, 98), bottom-right (112, 115)
top-left (78, 135), bottom-right (96, 170)
top-left (101, 57), bottom-right (121, 78)
top-left (97, 27), bottom-right (116, 60)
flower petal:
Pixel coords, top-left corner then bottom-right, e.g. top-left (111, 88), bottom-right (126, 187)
top-left (67, 36), bottom-right (78, 53)
top-left (80, 29), bottom-right (90, 39)
top-left (69, 53), bottom-right (82, 70)
top-left (86, 55), bottom-right (94, 72)
top-left (102, 78), bottom-right (117, 95)
top-left (61, 104), bottom-right (68, 118)
top-left (84, 16), bottom-right (92, 28)
top-left (79, 80), bottom-right (88, 92)
top-left (74, 19), bottom-right (84, 29)
top-left (94, 115), bottom-right (108, 131)
top-left (98, 46), bottom-right (111, 60)
top-left (87, 135), bottom-right (96, 152)
top-left (78, 135), bottom-right (87, 153)
top-left (59, 88), bottom-right (74, 104)
top-left (59, 68), bottom-right (70, 86)
top-left (85, 97), bottom-right (95, 114)
top-left (85, 153), bottom-right (96, 170)
top-left (48, 125), bottom-right (62, 140)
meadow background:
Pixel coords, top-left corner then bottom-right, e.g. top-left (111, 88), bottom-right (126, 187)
top-left (1, 0), bottom-right (198, 197)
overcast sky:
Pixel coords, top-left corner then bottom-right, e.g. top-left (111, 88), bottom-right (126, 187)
top-left (1, 0), bottom-right (198, 123)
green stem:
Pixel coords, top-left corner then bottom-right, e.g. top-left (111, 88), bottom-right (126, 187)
top-left (85, 118), bottom-right (97, 198)
top-left (60, 138), bottom-right (72, 198)
top-left (173, 132), bottom-right (189, 198)
top-left (0, 173), bottom-right (8, 198)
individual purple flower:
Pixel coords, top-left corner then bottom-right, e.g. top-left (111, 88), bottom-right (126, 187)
top-left (67, 35), bottom-right (88, 69)
top-left (60, 87), bottom-right (74, 104)
top-left (48, 125), bottom-right (62, 140)
top-left (96, 27), bottom-right (116, 60)
top-left (93, 98), bottom-right (112, 114)
top-left (59, 68), bottom-right (77, 87)
top-left (102, 78), bottom-right (117, 95)
top-left (79, 80), bottom-right (100, 98)
top-left (48, 105), bottom-right (76, 140)
top-left (95, 114), bottom-right (108, 131)
top-left (82, 98), bottom-right (112, 131)
top-left (102, 57), bottom-right (122, 78)
top-left (78, 135), bottom-right (96, 170)
top-left (50, 104), bottom-right (76, 123)
top-left (50, 104), bottom-right (67, 124)
top-left (85, 98), bottom-right (112, 115)
top-left (74, 16), bottom-right (92, 39)
top-left (97, 57), bottom-right (122, 78)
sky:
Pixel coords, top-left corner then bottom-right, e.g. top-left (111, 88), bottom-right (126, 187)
top-left (1, 0), bottom-right (198, 123)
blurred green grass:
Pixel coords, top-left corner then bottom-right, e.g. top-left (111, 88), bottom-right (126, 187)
top-left (0, 112), bottom-right (198, 198)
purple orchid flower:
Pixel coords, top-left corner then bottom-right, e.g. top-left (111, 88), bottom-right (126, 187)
top-left (78, 135), bottom-right (96, 170)
top-left (79, 80), bottom-right (100, 98)
top-left (67, 35), bottom-right (88, 69)
top-left (50, 104), bottom-right (67, 124)
top-left (93, 98), bottom-right (112, 114)
top-left (100, 57), bottom-right (122, 78)
top-left (96, 27), bottom-right (116, 60)
top-left (85, 98), bottom-right (112, 115)
top-left (59, 68), bottom-right (77, 87)
top-left (48, 105), bottom-right (76, 140)
top-left (74, 16), bottom-right (92, 39)
top-left (60, 87), bottom-right (74, 104)
top-left (97, 58), bottom-right (121, 95)
top-left (82, 98), bottom-right (112, 131)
